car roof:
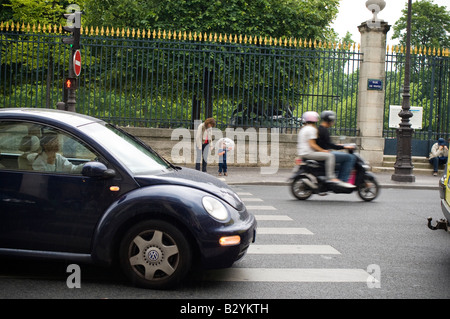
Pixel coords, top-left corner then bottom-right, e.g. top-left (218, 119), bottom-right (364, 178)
top-left (0, 108), bottom-right (104, 128)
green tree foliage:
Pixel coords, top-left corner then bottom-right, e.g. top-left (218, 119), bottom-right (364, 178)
top-left (84, 0), bottom-right (339, 41)
top-left (392, 0), bottom-right (450, 49)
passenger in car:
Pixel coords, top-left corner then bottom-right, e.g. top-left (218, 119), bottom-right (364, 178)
top-left (32, 132), bottom-right (84, 173)
top-left (18, 135), bottom-right (41, 170)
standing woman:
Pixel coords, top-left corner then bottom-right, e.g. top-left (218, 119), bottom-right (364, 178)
top-left (195, 118), bottom-right (216, 172)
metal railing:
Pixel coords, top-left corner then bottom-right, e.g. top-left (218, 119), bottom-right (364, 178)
top-left (1, 22), bottom-right (363, 134)
top-left (384, 45), bottom-right (450, 141)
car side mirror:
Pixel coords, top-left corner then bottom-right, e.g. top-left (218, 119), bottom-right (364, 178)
top-left (82, 161), bottom-right (116, 179)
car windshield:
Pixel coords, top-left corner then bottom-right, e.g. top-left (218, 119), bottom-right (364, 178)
top-left (79, 122), bottom-right (170, 174)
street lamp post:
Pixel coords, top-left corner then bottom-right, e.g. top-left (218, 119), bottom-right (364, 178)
top-left (391, 0), bottom-right (415, 182)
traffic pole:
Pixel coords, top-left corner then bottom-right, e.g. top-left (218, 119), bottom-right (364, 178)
top-left (66, 49), bottom-right (77, 112)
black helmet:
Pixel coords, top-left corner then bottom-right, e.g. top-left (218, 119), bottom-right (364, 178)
top-left (321, 110), bottom-right (336, 123)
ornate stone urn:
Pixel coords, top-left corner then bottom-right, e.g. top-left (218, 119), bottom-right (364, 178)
top-left (366, 0), bottom-right (386, 21)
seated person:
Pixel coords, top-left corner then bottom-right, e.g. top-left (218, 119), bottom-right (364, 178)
top-left (316, 111), bottom-right (356, 183)
top-left (297, 111), bottom-right (354, 188)
top-left (429, 138), bottom-right (448, 176)
top-left (18, 135), bottom-right (41, 170)
top-left (32, 132), bottom-right (84, 174)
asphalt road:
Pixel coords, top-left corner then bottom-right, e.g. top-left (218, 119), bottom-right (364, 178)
top-left (1, 186), bottom-right (449, 303)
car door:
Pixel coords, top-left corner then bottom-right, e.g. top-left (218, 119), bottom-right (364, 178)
top-left (0, 121), bottom-right (132, 254)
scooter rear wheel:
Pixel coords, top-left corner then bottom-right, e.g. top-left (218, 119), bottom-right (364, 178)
top-left (291, 176), bottom-right (313, 200)
top-left (357, 176), bottom-right (379, 202)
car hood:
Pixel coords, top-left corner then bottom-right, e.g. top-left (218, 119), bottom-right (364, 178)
top-left (134, 167), bottom-right (244, 211)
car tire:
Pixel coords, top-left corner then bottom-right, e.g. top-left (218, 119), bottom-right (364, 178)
top-left (119, 220), bottom-right (192, 290)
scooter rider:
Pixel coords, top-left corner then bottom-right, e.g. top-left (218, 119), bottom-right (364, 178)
top-left (297, 111), bottom-right (355, 188)
top-left (317, 110), bottom-right (356, 183)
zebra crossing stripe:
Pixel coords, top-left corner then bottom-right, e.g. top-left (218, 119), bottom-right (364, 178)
top-left (254, 215), bottom-right (293, 221)
top-left (257, 227), bottom-right (313, 235)
top-left (241, 198), bottom-right (263, 202)
top-left (201, 268), bottom-right (375, 283)
top-left (246, 205), bottom-right (277, 210)
top-left (248, 245), bottom-right (340, 255)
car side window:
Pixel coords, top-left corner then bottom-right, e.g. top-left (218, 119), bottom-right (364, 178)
top-left (0, 121), bottom-right (99, 174)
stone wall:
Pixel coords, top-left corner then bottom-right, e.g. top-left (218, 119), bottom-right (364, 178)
top-left (122, 127), bottom-right (358, 169)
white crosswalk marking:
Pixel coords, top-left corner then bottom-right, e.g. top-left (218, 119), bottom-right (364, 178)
top-left (254, 215), bottom-right (293, 221)
top-left (215, 189), bottom-right (374, 285)
top-left (201, 268), bottom-right (375, 283)
top-left (248, 245), bottom-right (340, 255)
top-left (236, 192), bottom-right (253, 196)
top-left (241, 198), bottom-right (263, 202)
top-left (246, 205), bottom-right (277, 210)
top-left (257, 227), bottom-right (314, 235)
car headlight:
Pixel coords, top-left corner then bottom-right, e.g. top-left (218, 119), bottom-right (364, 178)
top-left (202, 196), bottom-right (229, 221)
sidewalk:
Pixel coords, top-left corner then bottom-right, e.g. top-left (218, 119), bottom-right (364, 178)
top-left (207, 166), bottom-right (441, 190)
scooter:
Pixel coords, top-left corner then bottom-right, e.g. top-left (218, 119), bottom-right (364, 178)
top-left (289, 145), bottom-right (380, 201)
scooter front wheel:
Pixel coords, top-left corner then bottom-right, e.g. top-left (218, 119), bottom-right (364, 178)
top-left (357, 176), bottom-right (379, 202)
top-left (291, 176), bottom-right (313, 200)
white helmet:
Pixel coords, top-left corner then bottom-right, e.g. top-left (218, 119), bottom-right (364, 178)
top-left (302, 111), bottom-right (320, 123)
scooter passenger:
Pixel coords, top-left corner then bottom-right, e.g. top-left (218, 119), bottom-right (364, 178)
top-left (316, 111), bottom-right (356, 183)
top-left (297, 111), bottom-right (354, 189)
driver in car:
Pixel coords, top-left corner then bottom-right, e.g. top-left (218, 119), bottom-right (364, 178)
top-left (32, 132), bottom-right (84, 174)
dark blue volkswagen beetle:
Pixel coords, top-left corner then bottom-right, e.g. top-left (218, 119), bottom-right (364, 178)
top-left (0, 108), bottom-right (256, 289)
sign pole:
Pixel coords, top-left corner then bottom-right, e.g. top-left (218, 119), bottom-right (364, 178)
top-left (66, 48), bottom-right (77, 112)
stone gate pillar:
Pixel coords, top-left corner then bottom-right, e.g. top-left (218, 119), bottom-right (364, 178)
top-left (357, 21), bottom-right (391, 166)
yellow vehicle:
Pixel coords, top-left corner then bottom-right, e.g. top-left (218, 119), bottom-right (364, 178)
top-left (429, 160), bottom-right (450, 232)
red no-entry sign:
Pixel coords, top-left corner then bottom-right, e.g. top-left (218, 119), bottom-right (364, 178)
top-left (73, 50), bottom-right (81, 77)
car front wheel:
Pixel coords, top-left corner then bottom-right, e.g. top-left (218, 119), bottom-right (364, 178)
top-left (119, 220), bottom-right (192, 289)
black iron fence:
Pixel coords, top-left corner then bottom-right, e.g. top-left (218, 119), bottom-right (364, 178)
top-left (384, 46), bottom-right (450, 140)
top-left (2, 22), bottom-right (449, 142)
top-left (1, 22), bottom-right (361, 134)
top-left (384, 46), bottom-right (450, 156)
